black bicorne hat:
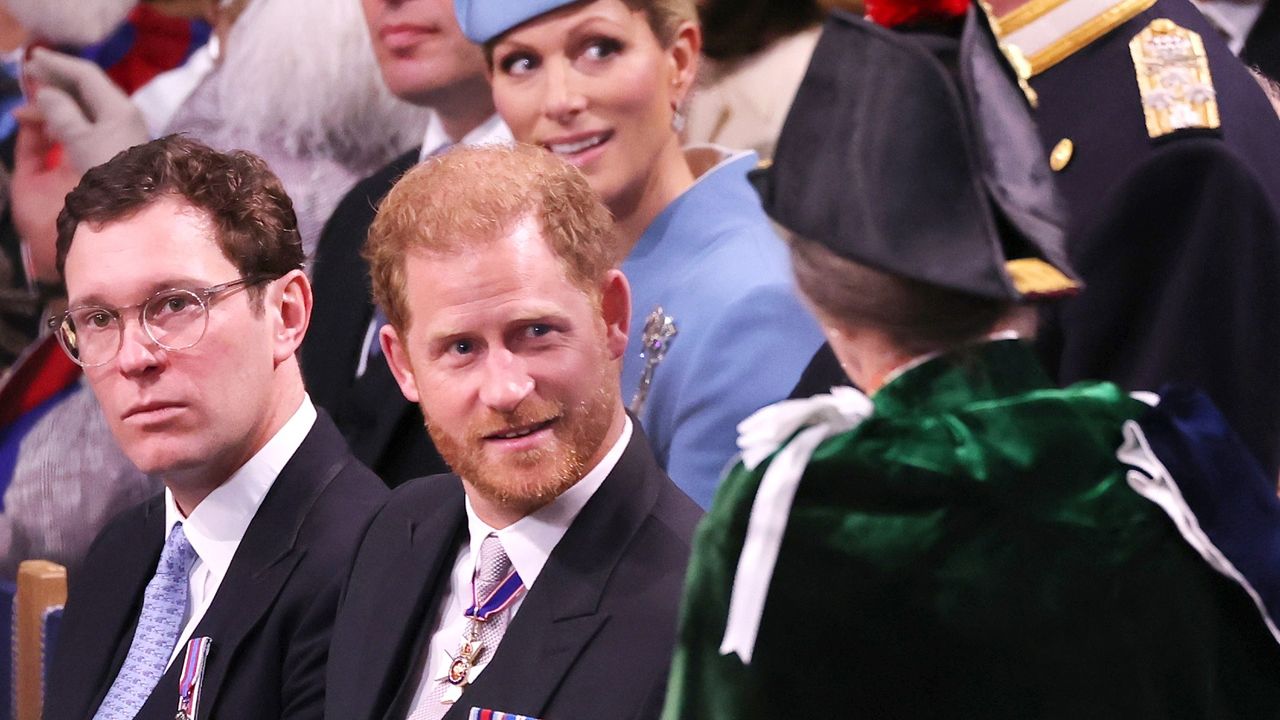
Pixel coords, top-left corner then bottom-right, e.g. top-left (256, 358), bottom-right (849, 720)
top-left (753, 6), bottom-right (1081, 301)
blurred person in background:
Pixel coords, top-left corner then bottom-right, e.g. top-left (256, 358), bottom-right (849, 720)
top-left (0, 104), bottom-right (157, 581)
top-left (161, 0), bottom-right (430, 258)
top-left (0, 0), bottom-right (210, 577)
top-left (682, 0), bottom-right (823, 160)
top-left (0, 0), bottom-right (211, 370)
top-left (1189, 0), bottom-right (1280, 80)
top-left (302, 0), bottom-right (510, 488)
top-left (19, 0), bottom-right (429, 261)
top-left (457, 0), bottom-right (824, 507)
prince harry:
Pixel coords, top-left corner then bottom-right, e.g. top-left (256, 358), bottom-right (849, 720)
top-left (324, 144), bottom-right (702, 720)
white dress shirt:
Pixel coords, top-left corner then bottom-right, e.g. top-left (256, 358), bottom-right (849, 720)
top-left (161, 394), bottom-right (317, 667)
top-left (402, 417), bottom-right (633, 718)
top-left (416, 110), bottom-right (513, 162)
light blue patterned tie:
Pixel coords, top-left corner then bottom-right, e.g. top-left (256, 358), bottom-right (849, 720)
top-left (92, 522), bottom-right (196, 720)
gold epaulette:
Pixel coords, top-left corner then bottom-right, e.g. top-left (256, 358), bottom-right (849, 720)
top-left (1129, 19), bottom-right (1220, 138)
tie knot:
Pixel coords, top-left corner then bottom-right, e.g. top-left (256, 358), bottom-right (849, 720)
top-left (159, 523), bottom-right (196, 578)
top-left (474, 533), bottom-right (512, 598)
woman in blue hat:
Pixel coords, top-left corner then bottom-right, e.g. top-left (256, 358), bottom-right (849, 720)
top-left (453, 0), bottom-right (824, 508)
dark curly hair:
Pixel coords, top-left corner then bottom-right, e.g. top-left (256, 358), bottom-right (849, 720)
top-left (55, 134), bottom-right (303, 304)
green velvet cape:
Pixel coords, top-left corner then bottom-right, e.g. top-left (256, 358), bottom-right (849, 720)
top-left (663, 341), bottom-right (1280, 719)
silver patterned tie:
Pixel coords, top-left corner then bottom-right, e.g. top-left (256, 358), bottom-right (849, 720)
top-left (93, 522), bottom-right (196, 720)
top-left (410, 533), bottom-right (522, 720)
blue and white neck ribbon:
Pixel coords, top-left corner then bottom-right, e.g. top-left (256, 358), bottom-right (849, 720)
top-left (465, 570), bottom-right (525, 622)
top-left (719, 385), bottom-right (874, 663)
top-left (1118, 420), bottom-right (1280, 645)
top-left (176, 636), bottom-right (213, 720)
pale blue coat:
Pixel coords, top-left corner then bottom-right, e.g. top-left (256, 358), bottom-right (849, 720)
top-left (620, 149), bottom-right (823, 507)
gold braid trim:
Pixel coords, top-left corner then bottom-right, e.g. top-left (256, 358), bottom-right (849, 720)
top-left (1005, 258), bottom-right (1081, 297)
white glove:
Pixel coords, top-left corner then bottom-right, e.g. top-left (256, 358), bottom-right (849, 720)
top-left (24, 47), bottom-right (151, 172)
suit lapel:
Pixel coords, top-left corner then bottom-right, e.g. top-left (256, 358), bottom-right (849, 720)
top-left (444, 428), bottom-right (663, 719)
top-left (351, 482), bottom-right (467, 720)
top-left (141, 413), bottom-right (347, 714)
top-left (67, 497), bottom-right (166, 719)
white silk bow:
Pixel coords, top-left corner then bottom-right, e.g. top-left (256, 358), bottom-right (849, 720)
top-left (719, 385), bottom-right (874, 663)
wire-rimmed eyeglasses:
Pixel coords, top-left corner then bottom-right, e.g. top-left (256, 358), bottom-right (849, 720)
top-left (47, 275), bottom-right (274, 368)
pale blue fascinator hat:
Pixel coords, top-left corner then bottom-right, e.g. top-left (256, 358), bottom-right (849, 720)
top-left (454, 0), bottom-right (583, 43)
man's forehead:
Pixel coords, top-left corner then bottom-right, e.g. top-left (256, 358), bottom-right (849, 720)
top-left (404, 236), bottom-right (595, 331)
top-left (410, 218), bottom-right (569, 275)
top-left (64, 198), bottom-right (232, 302)
top-left (67, 198), bottom-right (212, 253)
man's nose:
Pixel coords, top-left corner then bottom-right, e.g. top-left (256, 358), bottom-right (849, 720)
top-left (477, 348), bottom-right (534, 413)
top-left (114, 318), bottom-right (165, 376)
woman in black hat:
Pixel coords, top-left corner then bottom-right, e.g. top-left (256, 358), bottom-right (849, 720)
top-left (663, 7), bottom-right (1280, 718)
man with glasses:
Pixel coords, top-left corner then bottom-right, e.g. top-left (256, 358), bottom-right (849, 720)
top-left (43, 134), bottom-right (388, 720)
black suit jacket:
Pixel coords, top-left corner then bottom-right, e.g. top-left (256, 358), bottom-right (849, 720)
top-left (301, 147), bottom-right (448, 487)
top-left (325, 425), bottom-right (703, 720)
top-left (45, 411), bottom-right (389, 720)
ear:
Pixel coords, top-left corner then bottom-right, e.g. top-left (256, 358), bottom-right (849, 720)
top-left (666, 20), bottom-right (701, 107)
top-left (599, 268), bottom-right (631, 361)
top-left (271, 269), bottom-right (312, 365)
top-left (380, 321), bottom-right (422, 403)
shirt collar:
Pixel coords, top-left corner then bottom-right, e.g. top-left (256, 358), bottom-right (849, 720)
top-left (464, 416), bottom-right (632, 591)
top-left (163, 394), bottom-right (318, 582)
top-left (418, 111), bottom-right (513, 161)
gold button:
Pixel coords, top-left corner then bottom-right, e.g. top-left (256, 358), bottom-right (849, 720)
top-left (1049, 138), bottom-right (1074, 171)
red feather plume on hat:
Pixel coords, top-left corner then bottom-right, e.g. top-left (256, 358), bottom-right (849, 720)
top-left (865, 0), bottom-right (971, 28)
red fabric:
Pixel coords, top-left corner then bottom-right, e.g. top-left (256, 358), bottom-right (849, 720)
top-left (105, 5), bottom-right (204, 94)
top-left (866, 0), bottom-right (970, 28)
top-left (0, 335), bottom-right (82, 428)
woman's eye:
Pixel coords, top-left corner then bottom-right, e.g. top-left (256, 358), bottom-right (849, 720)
top-left (499, 52), bottom-right (537, 76)
top-left (87, 311), bottom-right (113, 329)
top-left (583, 37), bottom-right (622, 61)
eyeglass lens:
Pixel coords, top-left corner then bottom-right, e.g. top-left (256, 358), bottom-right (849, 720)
top-left (59, 289), bottom-right (210, 366)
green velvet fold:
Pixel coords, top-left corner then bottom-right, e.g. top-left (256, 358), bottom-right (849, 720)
top-left (664, 340), bottom-right (1280, 719)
